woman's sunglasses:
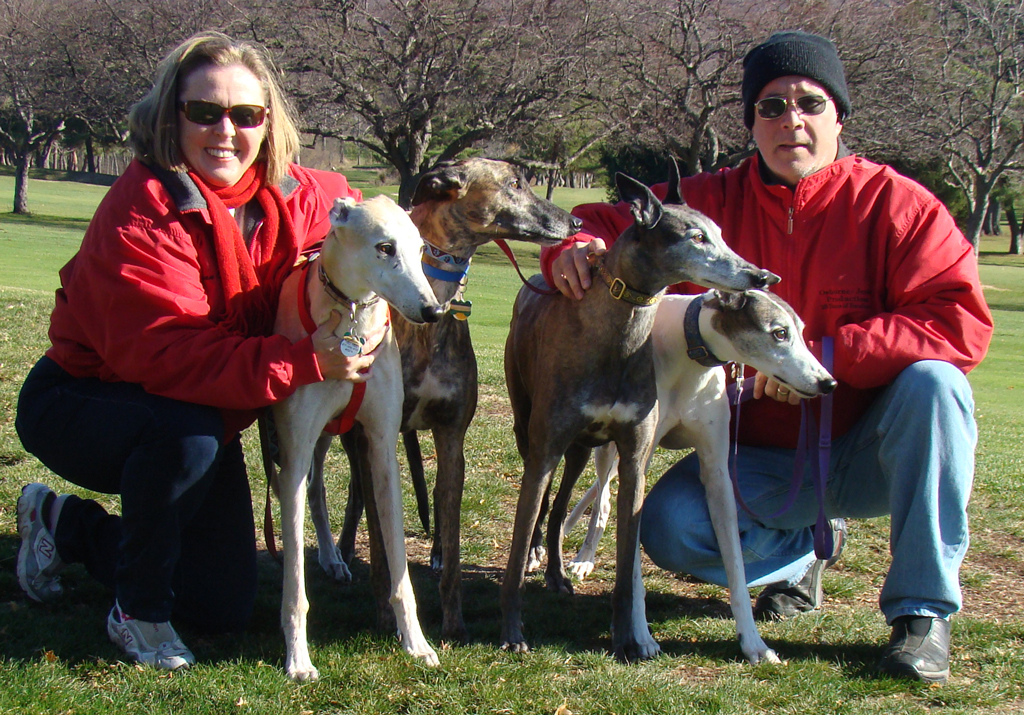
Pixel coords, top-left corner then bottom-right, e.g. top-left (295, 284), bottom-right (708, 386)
top-left (179, 100), bottom-right (267, 128)
top-left (755, 94), bottom-right (830, 120)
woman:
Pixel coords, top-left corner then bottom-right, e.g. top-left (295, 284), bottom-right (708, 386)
top-left (14, 32), bottom-right (369, 670)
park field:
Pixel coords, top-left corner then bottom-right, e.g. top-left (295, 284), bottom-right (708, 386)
top-left (0, 171), bottom-right (1022, 714)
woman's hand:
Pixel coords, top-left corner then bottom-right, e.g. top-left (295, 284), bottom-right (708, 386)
top-left (753, 372), bottom-right (803, 405)
top-left (312, 311), bottom-right (376, 382)
top-left (550, 238), bottom-right (606, 299)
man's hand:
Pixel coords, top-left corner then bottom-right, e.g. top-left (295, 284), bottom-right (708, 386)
top-left (312, 310), bottom-right (376, 382)
top-left (753, 372), bottom-right (803, 405)
top-left (550, 238), bottom-right (607, 300)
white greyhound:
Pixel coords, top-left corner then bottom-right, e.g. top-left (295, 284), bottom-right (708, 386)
top-left (548, 289), bottom-right (836, 665)
top-left (270, 195), bottom-right (443, 681)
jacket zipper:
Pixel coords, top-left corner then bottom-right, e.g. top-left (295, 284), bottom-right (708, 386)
top-left (787, 205), bottom-right (794, 235)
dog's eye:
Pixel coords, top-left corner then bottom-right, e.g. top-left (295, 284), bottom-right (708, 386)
top-left (377, 242), bottom-right (396, 257)
top-left (509, 178), bottom-right (521, 190)
top-left (772, 327), bottom-right (788, 341)
top-left (686, 229), bottom-right (706, 243)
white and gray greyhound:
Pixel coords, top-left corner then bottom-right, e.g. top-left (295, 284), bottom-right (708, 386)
top-left (547, 289), bottom-right (836, 665)
top-left (502, 164), bottom-right (780, 662)
top-left (268, 195), bottom-right (443, 681)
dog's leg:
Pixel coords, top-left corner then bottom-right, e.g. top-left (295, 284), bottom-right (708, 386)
top-left (568, 445), bottom-right (617, 579)
top-left (500, 450), bottom-right (562, 653)
top-left (276, 441), bottom-right (319, 681)
top-left (694, 415), bottom-right (780, 665)
top-left (610, 424), bottom-right (661, 662)
top-left (432, 425), bottom-right (468, 643)
top-left (338, 430), bottom-right (364, 566)
top-left (307, 433), bottom-right (352, 582)
top-left (404, 430), bottom-right (432, 536)
top-left (363, 414), bottom-right (439, 666)
top-left (545, 444), bottom-right (590, 594)
top-left (526, 487), bottom-right (549, 573)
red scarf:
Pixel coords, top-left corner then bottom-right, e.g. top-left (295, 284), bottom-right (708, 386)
top-left (189, 164), bottom-right (297, 337)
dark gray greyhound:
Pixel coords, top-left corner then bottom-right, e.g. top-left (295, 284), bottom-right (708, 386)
top-left (501, 164), bottom-right (779, 660)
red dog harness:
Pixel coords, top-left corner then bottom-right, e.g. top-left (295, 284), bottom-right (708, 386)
top-left (296, 257), bottom-right (387, 432)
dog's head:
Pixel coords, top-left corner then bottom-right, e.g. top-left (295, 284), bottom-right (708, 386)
top-left (410, 159), bottom-right (581, 252)
top-left (703, 289), bottom-right (836, 398)
top-left (323, 196), bottom-right (442, 324)
top-left (612, 159), bottom-right (780, 295)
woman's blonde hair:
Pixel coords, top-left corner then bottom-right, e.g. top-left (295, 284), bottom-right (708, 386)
top-left (128, 31), bottom-right (300, 185)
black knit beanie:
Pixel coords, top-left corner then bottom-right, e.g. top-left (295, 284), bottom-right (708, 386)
top-left (741, 31), bottom-right (851, 129)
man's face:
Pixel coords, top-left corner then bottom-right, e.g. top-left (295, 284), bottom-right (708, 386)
top-left (752, 75), bottom-right (843, 187)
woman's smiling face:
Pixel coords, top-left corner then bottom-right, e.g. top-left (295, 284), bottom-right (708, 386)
top-left (178, 63), bottom-right (267, 187)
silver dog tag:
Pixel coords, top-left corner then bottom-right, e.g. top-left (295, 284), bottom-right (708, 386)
top-left (339, 331), bottom-right (365, 357)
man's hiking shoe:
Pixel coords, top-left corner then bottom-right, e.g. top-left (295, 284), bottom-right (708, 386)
top-left (877, 615), bottom-right (950, 684)
top-left (753, 517), bottom-right (847, 621)
top-left (16, 483), bottom-right (66, 603)
top-left (107, 601), bottom-right (196, 670)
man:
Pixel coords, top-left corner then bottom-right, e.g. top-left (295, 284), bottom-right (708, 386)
top-left (542, 31), bottom-right (993, 684)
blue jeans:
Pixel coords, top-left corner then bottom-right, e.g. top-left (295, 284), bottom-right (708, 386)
top-left (640, 361), bottom-right (976, 624)
top-left (15, 357), bottom-right (258, 630)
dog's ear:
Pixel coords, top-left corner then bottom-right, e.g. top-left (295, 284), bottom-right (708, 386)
top-left (411, 164), bottom-right (466, 205)
top-left (663, 157), bottom-right (687, 206)
top-left (719, 290), bottom-right (749, 311)
top-left (615, 172), bottom-right (663, 229)
top-left (329, 197), bottom-right (358, 226)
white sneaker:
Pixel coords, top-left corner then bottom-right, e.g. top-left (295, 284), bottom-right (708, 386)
top-left (16, 483), bottom-right (66, 603)
top-left (106, 601), bottom-right (196, 670)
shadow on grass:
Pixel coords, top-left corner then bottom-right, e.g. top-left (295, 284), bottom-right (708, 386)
top-left (0, 534), bottom-right (886, 679)
top-left (1, 212), bottom-right (91, 232)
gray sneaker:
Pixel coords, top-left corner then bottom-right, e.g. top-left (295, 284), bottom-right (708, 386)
top-left (16, 483), bottom-right (66, 603)
top-left (107, 601), bottom-right (196, 670)
top-left (753, 518), bottom-right (847, 621)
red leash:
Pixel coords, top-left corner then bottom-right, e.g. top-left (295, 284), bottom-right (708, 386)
top-left (494, 239), bottom-right (560, 295)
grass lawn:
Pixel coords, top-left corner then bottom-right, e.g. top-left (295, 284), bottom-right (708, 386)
top-left (0, 170), bottom-right (1022, 714)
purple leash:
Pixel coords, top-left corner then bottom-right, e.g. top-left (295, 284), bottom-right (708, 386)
top-left (727, 337), bottom-right (835, 560)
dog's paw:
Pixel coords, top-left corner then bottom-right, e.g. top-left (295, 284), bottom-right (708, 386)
top-left (545, 570), bottom-right (574, 595)
top-left (500, 639), bottom-right (531, 654)
top-left (285, 657), bottom-right (320, 682)
top-left (613, 638), bottom-right (661, 663)
top-left (568, 558), bottom-right (595, 580)
top-left (404, 642), bottom-right (440, 667)
top-left (526, 546), bottom-right (546, 573)
top-left (318, 546), bottom-right (352, 583)
top-left (431, 554), bottom-right (444, 573)
top-left (740, 633), bottom-right (782, 665)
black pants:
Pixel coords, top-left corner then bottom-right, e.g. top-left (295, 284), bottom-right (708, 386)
top-left (15, 357), bottom-right (258, 631)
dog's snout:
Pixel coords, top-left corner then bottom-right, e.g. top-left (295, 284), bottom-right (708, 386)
top-left (570, 216), bottom-right (583, 232)
top-left (422, 304), bottom-right (444, 323)
top-left (755, 270), bottom-right (781, 288)
top-left (819, 376), bottom-right (838, 394)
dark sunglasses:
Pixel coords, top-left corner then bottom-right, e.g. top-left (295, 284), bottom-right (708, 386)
top-left (179, 100), bottom-right (267, 128)
top-left (755, 94), bottom-right (830, 120)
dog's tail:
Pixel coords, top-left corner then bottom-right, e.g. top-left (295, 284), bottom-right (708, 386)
top-left (403, 430), bottom-right (432, 535)
top-left (258, 413), bottom-right (282, 561)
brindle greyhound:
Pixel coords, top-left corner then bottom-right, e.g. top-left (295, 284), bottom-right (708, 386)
top-left (310, 159), bottom-right (580, 642)
top-left (547, 289), bottom-right (836, 664)
top-left (501, 164), bottom-right (779, 660)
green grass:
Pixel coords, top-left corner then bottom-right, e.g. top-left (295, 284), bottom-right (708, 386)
top-left (1, 173), bottom-right (1023, 714)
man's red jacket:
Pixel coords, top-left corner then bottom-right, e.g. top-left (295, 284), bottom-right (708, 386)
top-left (541, 153), bottom-right (993, 448)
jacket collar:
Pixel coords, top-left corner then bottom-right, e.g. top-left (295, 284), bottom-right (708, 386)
top-left (144, 161), bottom-right (301, 216)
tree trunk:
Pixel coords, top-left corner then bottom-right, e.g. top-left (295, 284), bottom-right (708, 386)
top-left (86, 134), bottom-right (96, 173)
top-left (1007, 202), bottom-right (1022, 255)
top-left (14, 151), bottom-right (31, 214)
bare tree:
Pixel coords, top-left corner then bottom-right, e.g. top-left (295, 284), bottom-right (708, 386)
top-left (904, 0), bottom-right (1024, 250)
top-left (0, 0), bottom-right (69, 213)
top-left (258, 0), bottom-right (591, 206)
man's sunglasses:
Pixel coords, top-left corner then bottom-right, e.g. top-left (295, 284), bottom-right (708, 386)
top-left (179, 101), bottom-right (267, 128)
top-left (755, 94), bottom-right (830, 120)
